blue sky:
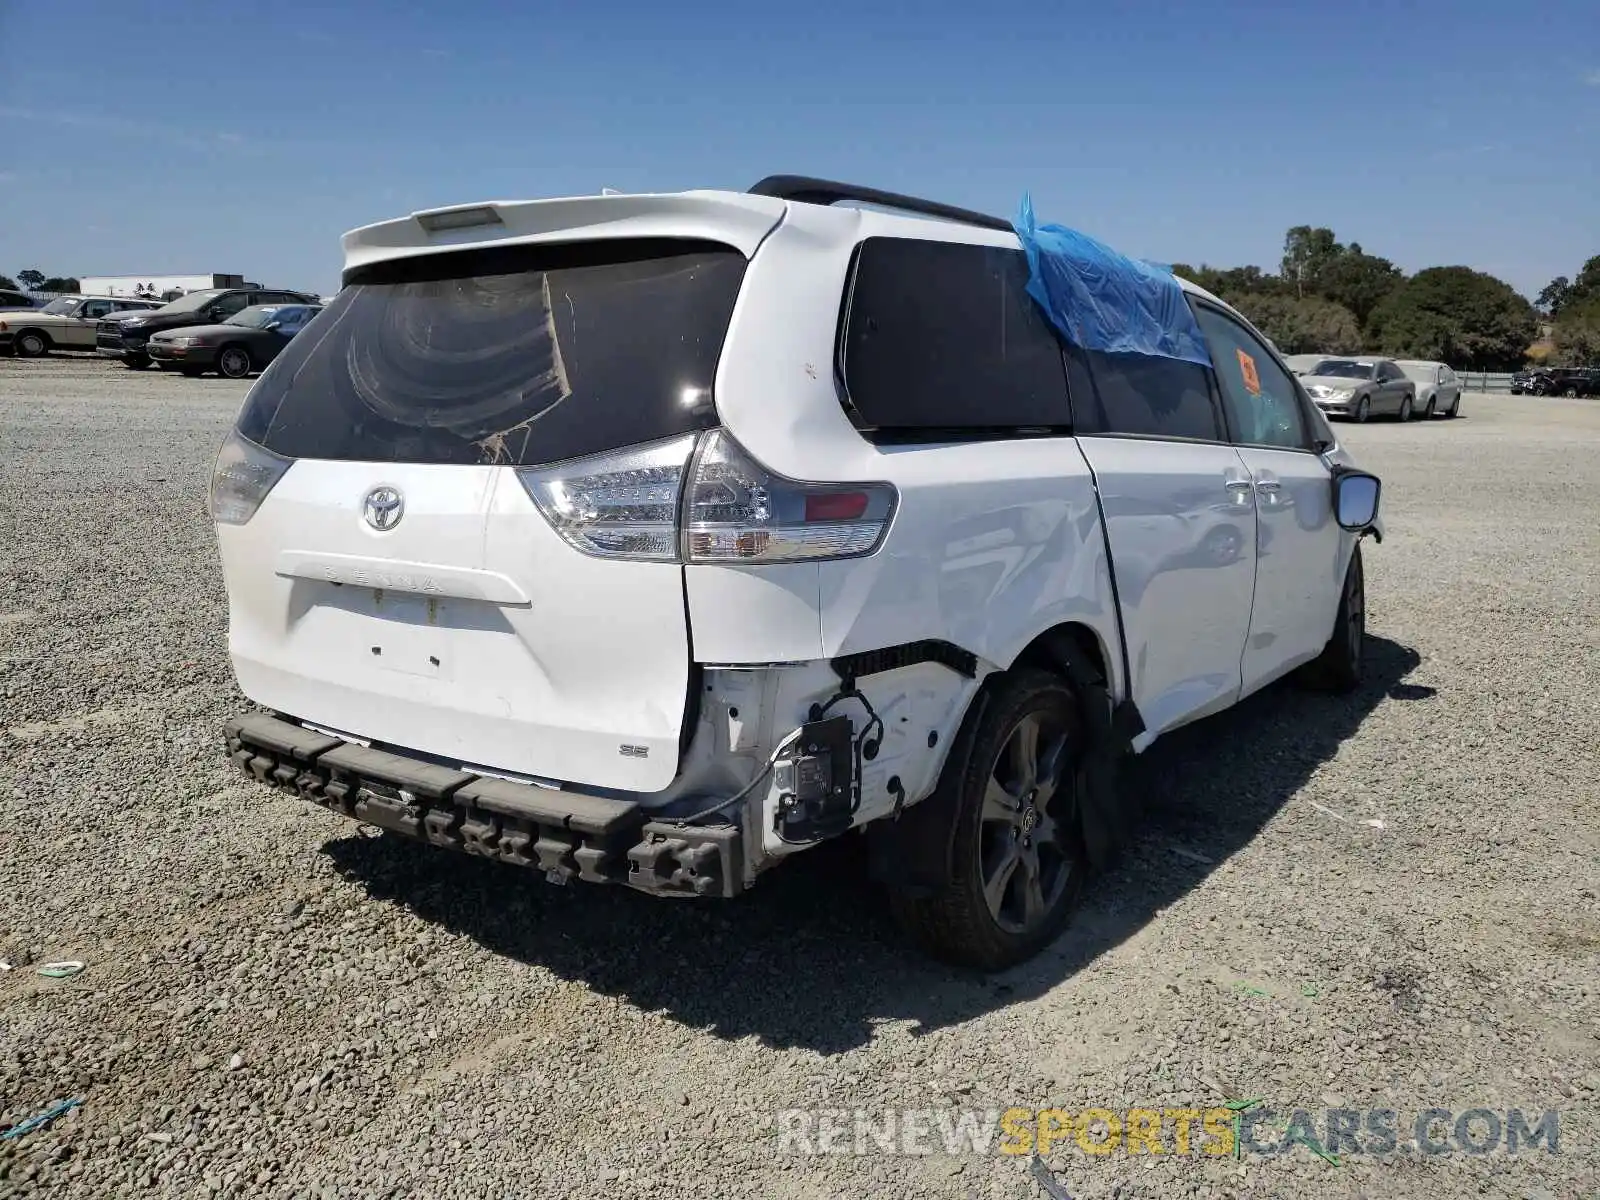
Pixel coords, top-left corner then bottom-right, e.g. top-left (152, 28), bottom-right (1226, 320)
top-left (2, 0), bottom-right (1596, 299)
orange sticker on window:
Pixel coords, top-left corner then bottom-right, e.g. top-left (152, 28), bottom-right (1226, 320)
top-left (1237, 348), bottom-right (1261, 395)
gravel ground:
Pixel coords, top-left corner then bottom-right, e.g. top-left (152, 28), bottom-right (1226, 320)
top-left (0, 356), bottom-right (1596, 1199)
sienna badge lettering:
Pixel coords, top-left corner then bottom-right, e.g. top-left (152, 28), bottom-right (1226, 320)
top-left (362, 486), bottom-right (404, 531)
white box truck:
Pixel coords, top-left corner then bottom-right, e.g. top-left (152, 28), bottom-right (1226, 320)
top-left (76, 273), bottom-right (254, 301)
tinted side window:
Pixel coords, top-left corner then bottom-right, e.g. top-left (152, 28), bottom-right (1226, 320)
top-left (210, 292), bottom-right (251, 319)
top-left (1075, 349), bottom-right (1220, 441)
top-left (1191, 304), bottom-right (1310, 451)
top-left (840, 238), bottom-right (1070, 432)
top-left (82, 300), bottom-right (114, 319)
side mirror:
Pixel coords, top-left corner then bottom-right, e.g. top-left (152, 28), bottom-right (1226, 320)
top-left (1332, 469), bottom-right (1381, 531)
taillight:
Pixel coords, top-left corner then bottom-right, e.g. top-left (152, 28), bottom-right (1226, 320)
top-left (683, 430), bottom-right (895, 562)
top-left (516, 430), bottom-right (897, 564)
top-left (516, 433), bottom-right (696, 562)
top-left (209, 428), bottom-right (293, 525)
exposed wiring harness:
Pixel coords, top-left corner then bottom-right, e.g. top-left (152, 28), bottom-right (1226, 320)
top-left (814, 682), bottom-right (884, 763)
top-left (811, 681), bottom-right (884, 819)
top-left (665, 728), bottom-right (805, 827)
top-left (665, 682), bottom-right (885, 830)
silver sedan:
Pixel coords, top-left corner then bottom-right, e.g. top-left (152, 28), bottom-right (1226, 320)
top-left (1396, 360), bottom-right (1463, 419)
top-left (1300, 357), bottom-right (1419, 422)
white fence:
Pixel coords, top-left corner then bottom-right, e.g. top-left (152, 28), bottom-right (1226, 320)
top-left (1454, 372), bottom-right (1517, 394)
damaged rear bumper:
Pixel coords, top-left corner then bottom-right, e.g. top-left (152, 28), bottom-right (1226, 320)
top-left (224, 712), bottom-right (742, 898)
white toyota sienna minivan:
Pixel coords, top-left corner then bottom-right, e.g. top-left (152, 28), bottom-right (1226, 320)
top-left (214, 176), bottom-right (1383, 968)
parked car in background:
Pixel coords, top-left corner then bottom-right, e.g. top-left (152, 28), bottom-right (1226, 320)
top-left (1299, 356), bottom-right (1418, 422)
top-left (0, 288), bottom-right (41, 313)
top-left (1284, 354), bottom-right (1329, 376)
top-left (97, 286), bottom-right (319, 369)
top-left (1509, 369), bottom-right (1537, 395)
top-left (1395, 360), bottom-right (1463, 419)
top-left (1525, 367), bottom-right (1600, 398)
top-left (0, 295), bottom-right (162, 357)
top-left (147, 303), bottom-right (322, 378)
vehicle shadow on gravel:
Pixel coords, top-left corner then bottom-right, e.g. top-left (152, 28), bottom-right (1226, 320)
top-left (323, 634), bottom-right (1423, 1054)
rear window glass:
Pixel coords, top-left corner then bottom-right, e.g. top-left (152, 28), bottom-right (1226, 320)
top-left (236, 239), bottom-right (747, 466)
top-left (839, 237), bottom-right (1071, 433)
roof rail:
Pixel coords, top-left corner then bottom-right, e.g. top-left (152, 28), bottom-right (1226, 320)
top-left (747, 175), bottom-right (1013, 233)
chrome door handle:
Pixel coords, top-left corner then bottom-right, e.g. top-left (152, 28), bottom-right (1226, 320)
top-left (1224, 479), bottom-right (1254, 493)
top-left (1254, 480), bottom-right (1282, 493)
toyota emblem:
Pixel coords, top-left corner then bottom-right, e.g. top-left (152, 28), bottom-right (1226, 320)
top-left (362, 486), bottom-right (404, 531)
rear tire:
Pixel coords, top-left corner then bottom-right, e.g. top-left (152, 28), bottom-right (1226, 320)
top-left (1397, 396), bottom-right (1413, 422)
top-left (1445, 395), bottom-right (1461, 419)
top-left (1297, 545), bottom-right (1365, 693)
top-left (15, 330), bottom-right (49, 358)
top-left (217, 346), bottom-right (253, 379)
top-left (1563, 386), bottom-right (1578, 398)
top-left (1424, 396), bottom-right (1436, 418)
top-left (888, 669), bottom-right (1091, 970)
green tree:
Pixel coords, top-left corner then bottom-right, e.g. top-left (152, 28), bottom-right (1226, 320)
top-left (1317, 245), bottom-right (1403, 327)
top-left (1280, 226), bottom-right (1341, 298)
top-left (1215, 265), bottom-right (1289, 296)
top-left (16, 268), bottom-right (45, 291)
top-left (1368, 267), bottom-right (1537, 369)
top-left (0, 274), bottom-right (16, 291)
top-left (39, 276), bottom-right (80, 292)
top-left (1536, 276), bottom-right (1571, 316)
top-left (1551, 294), bottom-right (1600, 364)
top-left (1225, 293), bottom-right (1363, 355)
top-left (1563, 255), bottom-right (1600, 310)
top-left (1171, 263), bottom-right (1289, 298)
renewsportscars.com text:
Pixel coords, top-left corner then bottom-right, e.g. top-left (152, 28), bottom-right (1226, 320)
top-left (775, 1106), bottom-right (1560, 1159)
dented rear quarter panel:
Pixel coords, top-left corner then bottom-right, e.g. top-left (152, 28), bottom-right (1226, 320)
top-left (706, 202), bottom-right (1126, 702)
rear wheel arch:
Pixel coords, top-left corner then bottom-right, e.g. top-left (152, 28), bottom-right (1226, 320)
top-left (868, 621), bottom-right (1133, 907)
top-left (1011, 621), bottom-right (1110, 691)
top-left (884, 667), bottom-right (1092, 968)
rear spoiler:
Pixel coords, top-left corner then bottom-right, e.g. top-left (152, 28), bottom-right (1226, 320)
top-left (340, 190), bottom-right (788, 279)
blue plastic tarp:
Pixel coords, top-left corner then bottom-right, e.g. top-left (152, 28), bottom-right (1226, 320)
top-left (1012, 195), bottom-right (1211, 368)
